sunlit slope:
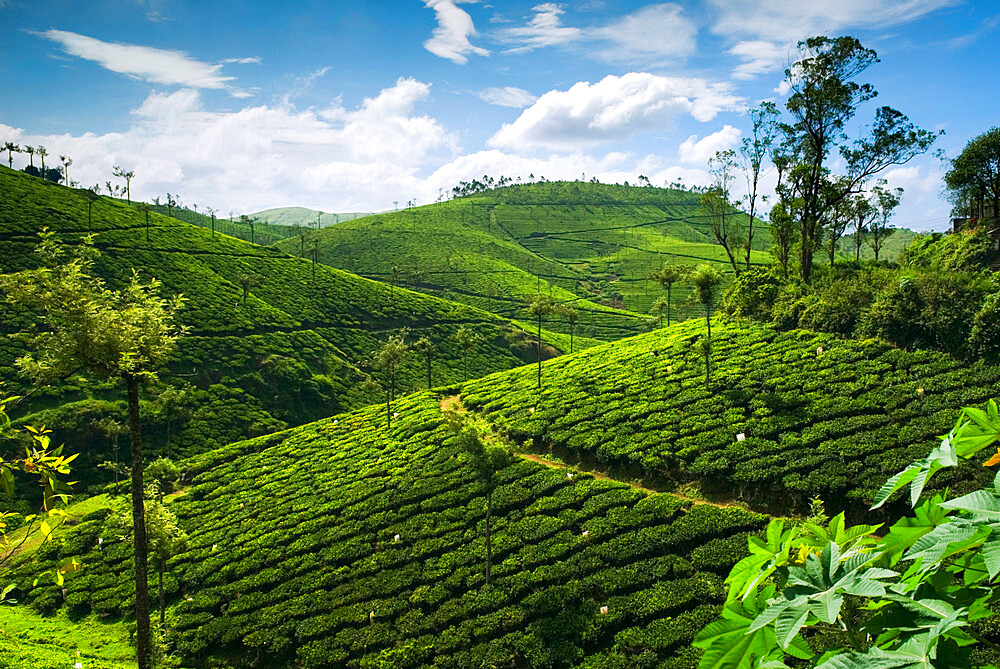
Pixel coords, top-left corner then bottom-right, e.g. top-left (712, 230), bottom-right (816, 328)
top-left (277, 181), bottom-right (771, 340)
top-left (14, 391), bottom-right (764, 668)
top-left (0, 166), bottom-right (552, 462)
top-left (464, 319), bottom-right (1000, 512)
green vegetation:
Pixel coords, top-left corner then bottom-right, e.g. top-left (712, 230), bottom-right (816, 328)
top-left (0, 606), bottom-right (135, 668)
top-left (247, 206), bottom-right (373, 229)
top-left (0, 166), bottom-right (556, 490)
top-left (275, 180), bottom-right (774, 340)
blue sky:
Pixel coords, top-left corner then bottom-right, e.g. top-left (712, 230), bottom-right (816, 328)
top-left (1, 0), bottom-right (997, 229)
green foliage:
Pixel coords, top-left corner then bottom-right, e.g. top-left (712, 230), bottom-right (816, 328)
top-left (694, 401), bottom-right (1000, 668)
top-left (901, 228), bottom-right (999, 272)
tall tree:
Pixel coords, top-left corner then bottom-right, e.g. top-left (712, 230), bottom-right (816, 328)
top-left (412, 336), bottom-right (435, 389)
top-left (3, 142), bottom-right (18, 168)
top-left (59, 155), bottom-right (72, 185)
top-left (373, 334), bottom-right (408, 428)
top-left (145, 500), bottom-right (188, 626)
top-left (36, 145), bottom-right (47, 179)
top-left (0, 230), bottom-right (186, 669)
top-left (702, 150), bottom-right (742, 274)
top-left (444, 410), bottom-right (514, 586)
top-left (453, 325), bottom-right (482, 379)
top-left (648, 266), bottom-right (684, 326)
top-left (826, 180), bottom-right (854, 266)
top-left (93, 416), bottom-right (127, 495)
top-left (649, 296), bottom-right (668, 328)
top-left (739, 101), bottom-right (780, 271)
top-left (563, 306), bottom-right (578, 353)
top-left (848, 193), bottom-right (876, 262)
top-left (23, 145), bottom-right (34, 171)
top-left (778, 36), bottom-right (938, 283)
top-left (529, 294), bottom-right (555, 389)
top-left (870, 181), bottom-right (903, 262)
top-left (113, 166), bottom-right (135, 204)
top-left (945, 127), bottom-right (1000, 222)
top-left (688, 265), bottom-right (724, 388)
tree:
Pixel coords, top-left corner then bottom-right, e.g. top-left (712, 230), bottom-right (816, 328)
top-left (563, 306), bottom-right (579, 353)
top-left (444, 410), bottom-right (514, 586)
top-left (373, 334), bottom-right (408, 429)
top-left (36, 146), bottom-right (47, 180)
top-left (2, 142), bottom-right (18, 168)
top-left (412, 336), bottom-right (435, 390)
top-left (848, 193), bottom-right (876, 262)
top-left (0, 230), bottom-right (186, 669)
top-left (649, 296), bottom-right (669, 328)
top-left (23, 145), bottom-right (34, 171)
top-left (694, 400), bottom-right (1000, 669)
top-left (239, 215), bottom-right (256, 245)
top-left (156, 384), bottom-right (190, 458)
top-left (945, 127), bottom-right (1000, 222)
top-left (138, 203), bottom-right (152, 243)
top-left (59, 155), bottom-right (72, 185)
top-left (825, 181), bottom-right (853, 266)
top-left (870, 181), bottom-right (903, 262)
top-left (739, 101), bottom-right (780, 271)
top-left (768, 201), bottom-right (797, 278)
top-left (649, 266), bottom-right (684, 326)
top-left (702, 150), bottom-right (742, 274)
top-left (145, 457), bottom-right (181, 503)
top-left (778, 36), bottom-right (938, 283)
top-left (113, 166), bottom-right (135, 204)
top-left (93, 416), bottom-right (127, 495)
top-left (145, 500), bottom-right (188, 626)
top-left (529, 295), bottom-right (555, 389)
top-left (236, 270), bottom-right (262, 306)
top-left (689, 265), bottom-right (724, 388)
top-left (453, 325), bottom-right (483, 379)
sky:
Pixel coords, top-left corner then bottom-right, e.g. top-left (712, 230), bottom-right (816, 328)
top-left (1, 1), bottom-right (998, 230)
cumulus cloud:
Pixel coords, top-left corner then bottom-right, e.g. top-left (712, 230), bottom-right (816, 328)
top-left (488, 73), bottom-right (742, 151)
top-left (710, 0), bottom-right (957, 78)
top-left (678, 125), bottom-right (742, 165)
top-left (478, 86), bottom-right (538, 108)
top-left (422, 0), bottom-right (489, 64)
top-left (36, 29), bottom-right (249, 96)
top-left (0, 78), bottom-right (457, 213)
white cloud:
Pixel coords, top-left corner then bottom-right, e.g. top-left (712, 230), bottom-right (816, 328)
top-left (678, 125), bottom-right (742, 165)
top-left (498, 3), bottom-right (696, 63)
top-left (36, 29), bottom-right (247, 95)
top-left (711, 0), bottom-right (957, 78)
top-left (499, 3), bottom-right (583, 52)
top-left (488, 73), bottom-right (742, 151)
top-left (0, 78), bottom-right (456, 213)
top-left (478, 86), bottom-right (537, 108)
top-left (589, 4), bottom-right (697, 62)
top-left (879, 163), bottom-right (951, 231)
top-left (422, 0), bottom-right (489, 64)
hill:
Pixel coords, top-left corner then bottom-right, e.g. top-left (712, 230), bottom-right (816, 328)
top-left (0, 166), bottom-right (564, 483)
top-left (248, 206), bottom-right (374, 229)
top-left (275, 181), bottom-right (773, 341)
top-left (838, 227), bottom-right (921, 262)
top-left (11, 318), bottom-right (1000, 667)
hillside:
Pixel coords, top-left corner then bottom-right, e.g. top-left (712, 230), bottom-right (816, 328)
top-left (11, 318), bottom-right (1000, 667)
top-left (0, 167), bottom-right (562, 481)
top-left (275, 181), bottom-right (773, 340)
top-left (248, 206), bottom-right (374, 229)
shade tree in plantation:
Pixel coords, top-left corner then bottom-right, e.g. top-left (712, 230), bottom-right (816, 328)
top-left (37, 146), bottom-right (48, 180)
top-left (649, 266), bottom-right (684, 326)
top-left (155, 383), bottom-right (191, 457)
top-left (93, 416), bottom-right (127, 495)
top-left (738, 101), bottom-right (780, 270)
top-left (452, 325), bottom-right (483, 380)
top-left (689, 264), bottom-right (724, 388)
top-left (412, 336), bottom-right (435, 389)
top-left (444, 409), bottom-right (515, 586)
top-left (870, 181), bottom-right (903, 262)
top-left (768, 200), bottom-right (798, 279)
top-left (848, 192), bottom-right (877, 261)
top-left (59, 155), bottom-right (72, 185)
top-left (529, 294), bottom-right (555, 389)
top-left (562, 306), bottom-right (578, 352)
top-left (145, 457), bottom-right (181, 503)
top-left (113, 166), bottom-right (135, 204)
top-left (0, 229), bottom-right (186, 669)
top-left (776, 36), bottom-right (938, 283)
top-left (825, 179), bottom-right (854, 266)
top-left (702, 149), bottom-right (742, 275)
top-left (649, 296), bottom-right (669, 328)
top-left (373, 334), bottom-right (408, 428)
top-left (3, 142), bottom-right (18, 168)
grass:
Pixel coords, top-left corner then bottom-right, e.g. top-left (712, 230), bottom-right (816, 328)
top-left (0, 606), bottom-right (135, 668)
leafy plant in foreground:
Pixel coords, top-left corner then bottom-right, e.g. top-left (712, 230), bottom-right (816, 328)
top-left (694, 399), bottom-right (1000, 668)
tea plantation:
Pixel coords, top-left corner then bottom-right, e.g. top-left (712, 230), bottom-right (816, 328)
top-left (275, 181), bottom-right (773, 338)
top-left (0, 167), bottom-right (559, 472)
top-left (11, 390), bottom-right (766, 668)
top-left (463, 319), bottom-right (1000, 513)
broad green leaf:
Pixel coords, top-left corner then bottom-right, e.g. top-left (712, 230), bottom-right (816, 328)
top-left (940, 490), bottom-right (1000, 519)
top-left (982, 535), bottom-right (1000, 579)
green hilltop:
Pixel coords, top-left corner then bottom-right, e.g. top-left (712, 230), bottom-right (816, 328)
top-left (0, 166), bottom-right (565, 482)
top-left (248, 206), bottom-right (374, 229)
top-left (275, 181), bottom-right (774, 341)
top-left (10, 317), bottom-right (999, 667)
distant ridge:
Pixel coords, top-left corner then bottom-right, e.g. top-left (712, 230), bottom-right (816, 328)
top-left (248, 206), bottom-right (374, 228)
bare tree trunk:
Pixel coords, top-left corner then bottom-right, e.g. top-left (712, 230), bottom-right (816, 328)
top-left (125, 374), bottom-right (151, 669)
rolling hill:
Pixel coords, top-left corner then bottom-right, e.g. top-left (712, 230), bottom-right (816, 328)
top-left (248, 206), bottom-right (374, 229)
top-left (10, 317), bottom-right (1000, 667)
top-left (0, 166), bottom-right (564, 483)
top-left (275, 181), bottom-right (774, 341)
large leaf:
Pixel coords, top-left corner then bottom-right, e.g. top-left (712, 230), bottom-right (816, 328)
top-left (940, 490), bottom-right (1000, 519)
top-left (695, 598), bottom-right (782, 669)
